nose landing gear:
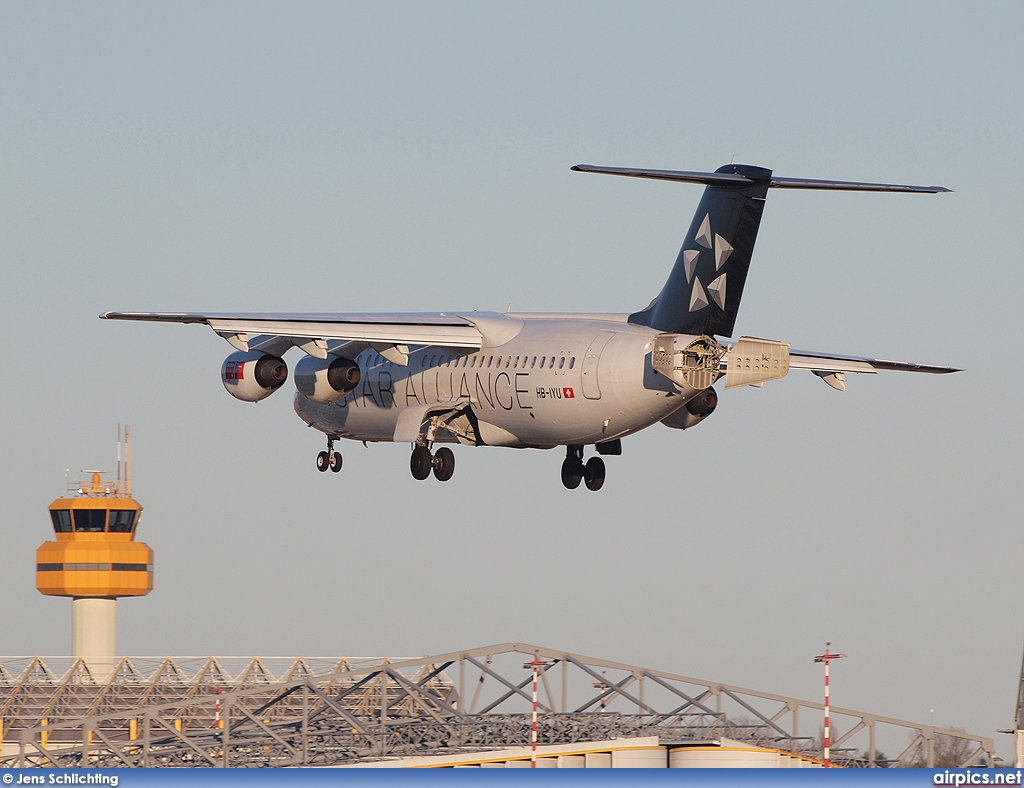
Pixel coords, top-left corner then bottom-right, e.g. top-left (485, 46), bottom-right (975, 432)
top-left (410, 444), bottom-right (456, 482)
top-left (561, 445), bottom-right (606, 491)
top-left (316, 436), bottom-right (343, 473)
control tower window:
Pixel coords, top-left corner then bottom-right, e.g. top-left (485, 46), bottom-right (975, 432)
top-left (108, 510), bottom-right (137, 533)
top-left (50, 510), bottom-right (72, 533)
top-left (73, 509), bottom-right (107, 532)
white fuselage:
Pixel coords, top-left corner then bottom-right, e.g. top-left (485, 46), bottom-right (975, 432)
top-left (294, 316), bottom-right (698, 449)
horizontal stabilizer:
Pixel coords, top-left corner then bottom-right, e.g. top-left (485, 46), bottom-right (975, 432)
top-left (789, 349), bottom-right (961, 375)
top-left (572, 164), bottom-right (951, 193)
top-left (571, 165), bottom-right (755, 188)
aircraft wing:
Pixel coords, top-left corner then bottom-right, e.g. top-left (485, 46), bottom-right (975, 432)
top-left (100, 311), bottom-right (484, 362)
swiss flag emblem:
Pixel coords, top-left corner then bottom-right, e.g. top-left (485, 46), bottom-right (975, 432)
top-left (563, 387), bottom-right (575, 399)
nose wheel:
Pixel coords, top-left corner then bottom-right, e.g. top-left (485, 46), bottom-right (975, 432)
top-left (316, 437), bottom-right (343, 473)
top-left (410, 445), bottom-right (456, 482)
top-left (561, 446), bottom-right (605, 491)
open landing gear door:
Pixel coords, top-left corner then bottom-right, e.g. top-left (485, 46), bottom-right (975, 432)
top-left (394, 401), bottom-right (479, 446)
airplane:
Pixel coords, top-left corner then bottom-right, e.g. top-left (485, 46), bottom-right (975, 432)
top-left (102, 163), bottom-right (958, 491)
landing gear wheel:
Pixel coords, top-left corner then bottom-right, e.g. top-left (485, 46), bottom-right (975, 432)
top-left (410, 445), bottom-right (432, 480)
top-left (316, 451), bottom-right (330, 472)
top-left (584, 457), bottom-right (606, 491)
top-left (561, 457), bottom-right (584, 489)
top-left (432, 447), bottom-right (455, 482)
top-left (329, 451), bottom-right (343, 473)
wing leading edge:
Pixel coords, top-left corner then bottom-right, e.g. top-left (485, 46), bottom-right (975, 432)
top-left (100, 311), bottom-right (485, 350)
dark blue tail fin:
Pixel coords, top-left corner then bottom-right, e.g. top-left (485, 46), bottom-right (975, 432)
top-left (627, 163), bottom-right (771, 338)
top-left (571, 162), bottom-right (949, 339)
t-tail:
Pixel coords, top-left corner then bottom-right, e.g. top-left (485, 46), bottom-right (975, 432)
top-left (572, 163), bottom-right (950, 338)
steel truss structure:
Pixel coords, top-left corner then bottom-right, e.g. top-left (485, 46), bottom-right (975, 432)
top-left (1, 643), bottom-right (994, 768)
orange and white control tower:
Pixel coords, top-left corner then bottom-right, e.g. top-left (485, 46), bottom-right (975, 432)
top-left (36, 427), bottom-right (152, 678)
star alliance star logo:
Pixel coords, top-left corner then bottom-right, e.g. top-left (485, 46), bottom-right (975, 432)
top-left (684, 213), bottom-right (731, 313)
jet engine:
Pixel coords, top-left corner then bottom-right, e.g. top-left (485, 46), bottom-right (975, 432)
top-left (294, 355), bottom-right (361, 404)
top-left (221, 351), bottom-right (289, 402)
top-left (660, 386), bottom-right (718, 430)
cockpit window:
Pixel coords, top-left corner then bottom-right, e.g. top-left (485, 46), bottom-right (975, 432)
top-left (50, 510), bottom-right (72, 533)
top-left (73, 509), bottom-right (107, 532)
top-left (108, 510), bottom-right (137, 533)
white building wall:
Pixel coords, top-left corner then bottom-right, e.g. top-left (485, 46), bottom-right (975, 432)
top-left (612, 747), bottom-right (667, 767)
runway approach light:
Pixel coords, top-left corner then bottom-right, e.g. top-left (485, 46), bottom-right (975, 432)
top-left (36, 427), bottom-right (152, 679)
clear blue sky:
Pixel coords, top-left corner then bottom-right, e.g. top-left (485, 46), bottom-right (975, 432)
top-left (2, 1), bottom-right (1021, 760)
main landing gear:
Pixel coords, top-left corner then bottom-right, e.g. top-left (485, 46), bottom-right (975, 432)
top-left (316, 436), bottom-right (343, 473)
top-left (410, 444), bottom-right (456, 482)
top-left (561, 445), bottom-right (605, 491)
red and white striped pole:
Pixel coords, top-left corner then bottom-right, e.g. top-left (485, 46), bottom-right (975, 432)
top-left (593, 671), bottom-right (608, 711)
top-left (531, 654), bottom-right (539, 766)
top-left (523, 651), bottom-right (552, 768)
top-left (814, 643), bottom-right (846, 768)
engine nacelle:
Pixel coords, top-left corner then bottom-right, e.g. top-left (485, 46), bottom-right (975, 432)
top-left (221, 351), bottom-right (289, 402)
top-left (294, 354), bottom-right (361, 404)
top-left (661, 386), bottom-right (718, 430)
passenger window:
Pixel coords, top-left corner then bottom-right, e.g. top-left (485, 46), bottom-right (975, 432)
top-left (540, 357), bottom-right (546, 369)
top-left (559, 357), bottom-right (565, 369)
top-left (430, 355), bottom-right (437, 366)
top-left (73, 509), bottom-right (107, 533)
top-left (531, 357), bottom-right (537, 368)
top-left (50, 510), bottom-right (72, 533)
top-left (108, 510), bottom-right (136, 533)
top-left (421, 355), bottom-right (428, 367)
top-left (497, 356), bottom-right (503, 367)
top-left (487, 356), bottom-right (493, 366)
top-left (514, 356), bottom-right (520, 368)
top-left (569, 357), bottom-right (575, 369)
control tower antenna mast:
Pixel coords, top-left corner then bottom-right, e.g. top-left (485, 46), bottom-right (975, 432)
top-left (814, 642), bottom-right (847, 768)
top-left (125, 424), bottom-right (131, 498)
